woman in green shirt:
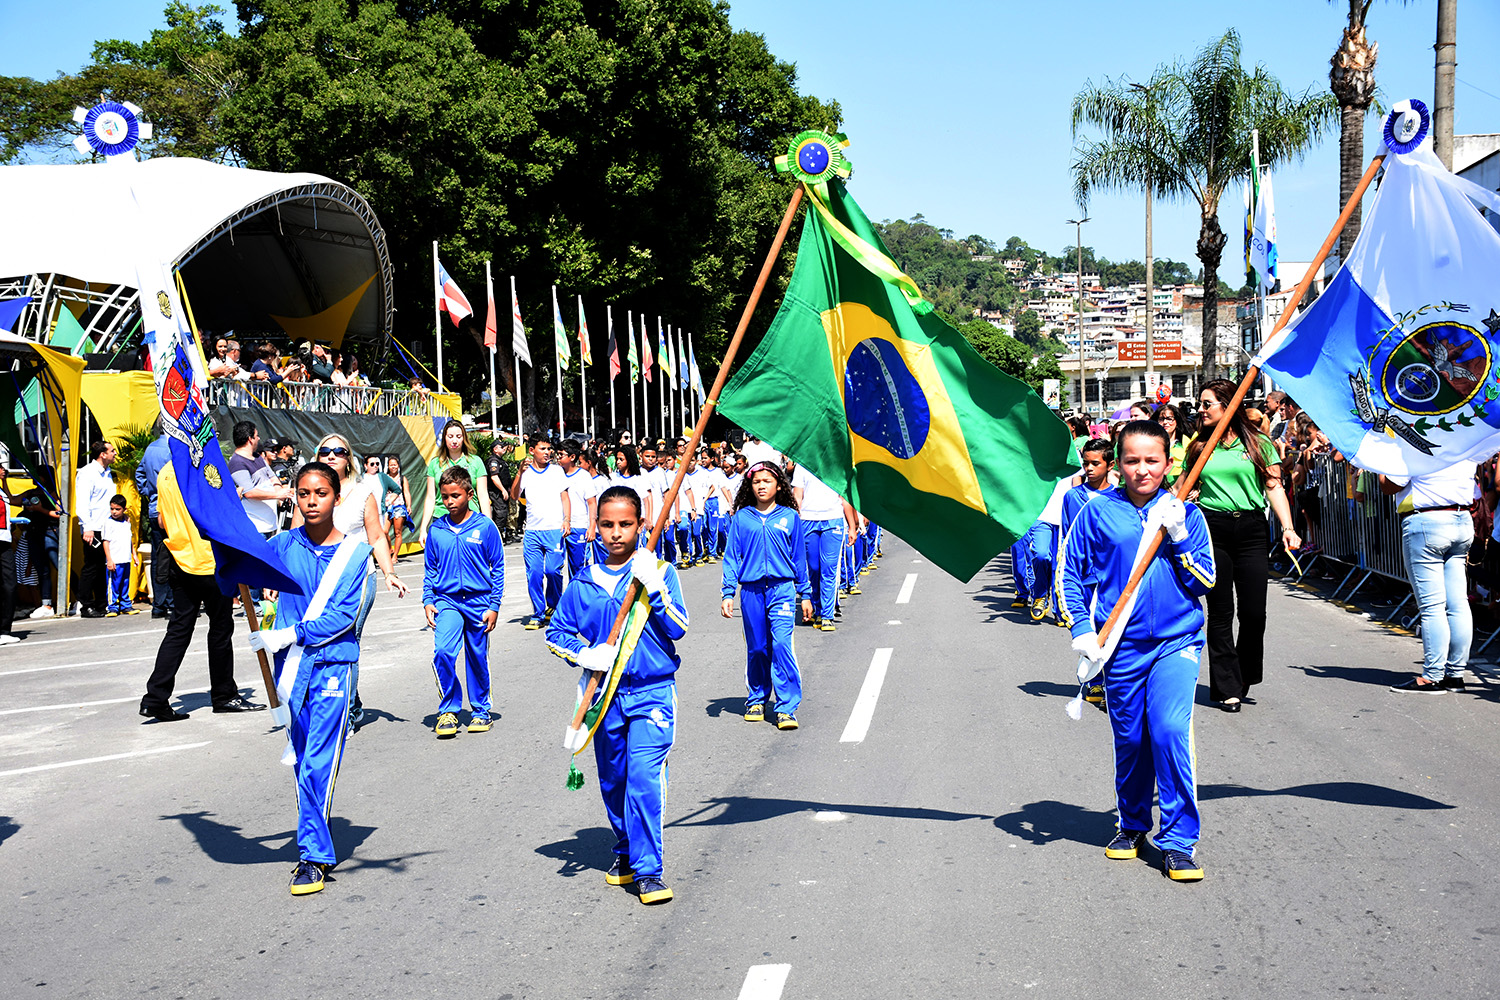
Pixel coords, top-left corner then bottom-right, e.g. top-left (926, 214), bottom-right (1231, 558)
top-left (1155, 403), bottom-right (1190, 481)
top-left (1187, 379), bottom-right (1300, 712)
top-left (421, 419), bottom-right (490, 537)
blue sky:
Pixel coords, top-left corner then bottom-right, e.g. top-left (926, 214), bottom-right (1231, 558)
top-left (8, 0), bottom-right (1500, 278)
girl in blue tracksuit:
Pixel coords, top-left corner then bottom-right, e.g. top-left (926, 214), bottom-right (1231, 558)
top-left (249, 462), bottom-right (373, 897)
top-left (423, 467), bottom-right (505, 738)
top-left (546, 485), bottom-right (689, 906)
top-left (720, 462), bottom-right (812, 730)
top-left (1061, 421), bottom-right (1216, 882)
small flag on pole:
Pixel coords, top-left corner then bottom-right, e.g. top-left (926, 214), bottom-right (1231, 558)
top-left (553, 286), bottom-right (571, 370)
top-left (641, 313), bottom-right (654, 383)
top-left (511, 278), bottom-right (531, 366)
top-left (1249, 169), bottom-right (1278, 287)
top-left (608, 308), bottom-right (621, 379)
top-left (627, 311), bottom-right (639, 384)
top-left (436, 261), bottom-right (473, 326)
top-left (660, 319), bottom-right (674, 389)
top-left (578, 295), bottom-right (593, 366)
top-left (483, 269), bottom-right (498, 350)
top-left (689, 334), bottom-right (705, 404)
top-left (677, 327), bottom-right (689, 389)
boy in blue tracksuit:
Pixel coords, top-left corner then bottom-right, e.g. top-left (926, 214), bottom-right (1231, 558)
top-left (424, 467), bottom-right (505, 738)
top-left (546, 485), bottom-right (689, 905)
top-left (1053, 439), bottom-right (1115, 639)
top-left (721, 462), bottom-right (812, 730)
top-left (558, 441), bottom-right (597, 581)
top-left (1061, 421), bottom-right (1216, 882)
top-left (249, 462), bottom-right (374, 896)
top-left (510, 436), bottom-right (570, 629)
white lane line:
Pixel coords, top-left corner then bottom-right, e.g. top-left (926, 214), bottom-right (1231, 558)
top-left (0, 742), bottom-right (211, 777)
top-left (0, 695), bottom-right (141, 715)
top-left (0, 655), bottom-right (157, 678)
top-left (6, 628), bottom-right (159, 647)
top-left (895, 573), bottom-right (918, 604)
top-left (840, 647), bottom-right (893, 744)
top-left (737, 964), bottom-right (792, 1000)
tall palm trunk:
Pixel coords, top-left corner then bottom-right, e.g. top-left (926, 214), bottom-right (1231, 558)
top-left (1197, 214), bottom-right (1227, 380)
top-left (1331, 19), bottom-right (1378, 261)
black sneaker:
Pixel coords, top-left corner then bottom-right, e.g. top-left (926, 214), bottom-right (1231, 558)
top-left (605, 855), bottom-right (634, 886)
top-left (289, 859), bottom-right (329, 895)
top-left (1084, 682), bottom-right (1105, 704)
top-left (635, 876), bottom-right (673, 904)
top-left (1104, 829), bottom-right (1146, 860)
top-left (1439, 675), bottom-right (1467, 692)
top-left (213, 697), bottom-right (267, 714)
top-left (1162, 849), bottom-right (1204, 881)
top-left (1390, 677), bottom-right (1447, 694)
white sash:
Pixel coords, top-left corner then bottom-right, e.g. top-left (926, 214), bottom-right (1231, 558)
top-left (278, 533), bottom-right (363, 764)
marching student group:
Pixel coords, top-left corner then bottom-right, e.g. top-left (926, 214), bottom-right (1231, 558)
top-left (235, 424), bottom-right (882, 900)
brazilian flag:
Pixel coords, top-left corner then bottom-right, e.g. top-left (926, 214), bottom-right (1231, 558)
top-left (720, 179), bottom-right (1078, 582)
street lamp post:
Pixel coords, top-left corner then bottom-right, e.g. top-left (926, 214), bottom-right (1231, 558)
top-left (1067, 216), bottom-right (1090, 415)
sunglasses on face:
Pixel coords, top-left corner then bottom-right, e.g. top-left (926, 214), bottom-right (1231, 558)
top-left (1197, 401), bottom-right (1219, 410)
top-left (318, 447), bottom-right (350, 458)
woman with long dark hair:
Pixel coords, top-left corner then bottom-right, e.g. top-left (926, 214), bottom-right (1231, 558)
top-left (1187, 379), bottom-right (1300, 712)
top-left (422, 418), bottom-right (489, 536)
top-left (1154, 402), bottom-right (1190, 480)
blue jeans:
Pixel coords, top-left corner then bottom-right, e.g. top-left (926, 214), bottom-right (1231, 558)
top-left (1401, 510), bottom-right (1474, 680)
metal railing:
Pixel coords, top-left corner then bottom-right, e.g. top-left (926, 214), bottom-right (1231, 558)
top-left (1296, 454), bottom-right (1410, 608)
top-left (204, 378), bottom-right (452, 417)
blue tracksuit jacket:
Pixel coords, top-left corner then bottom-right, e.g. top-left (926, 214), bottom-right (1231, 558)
top-left (720, 504), bottom-right (812, 602)
top-left (268, 527), bottom-right (373, 865)
top-left (1060, 481), bottom-right (1110, 537)
top-left (1060, 486), bottom-right (1216, 854)
top-left (546, 558), bottom-right (688, 880)
top-left (721, 504), bottom-right (810, 714)
top-left (424, 510), bottom-right (505, 716)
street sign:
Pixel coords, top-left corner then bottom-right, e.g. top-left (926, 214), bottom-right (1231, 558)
top-left (1116, 340), bottom-right (1182, 362)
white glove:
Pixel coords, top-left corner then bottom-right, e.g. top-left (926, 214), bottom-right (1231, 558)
top-left (577, 642), bottom-right (617, 673)
top-left (1071, 631), bottom-right (1105, 666)
top-left (631, 549), bottom-right (667, 595)
top-left (1157, 493), bottom-right (1189, 543)
top-left (249, 626), bottom-right (297, 655)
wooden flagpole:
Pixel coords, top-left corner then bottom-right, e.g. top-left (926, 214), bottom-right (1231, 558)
top-left (566, 184), bottom-right (805, 743)
top-left (1097, 153), bottom-right (1385, 643)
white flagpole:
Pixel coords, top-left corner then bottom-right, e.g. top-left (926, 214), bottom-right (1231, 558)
top-left (511, 276), bottom-right (524, 437)
top-left (553, 284), bottom-right (564, 437)
top-left (607, 304), bottom-right (616, 436)
top-left (657, 315), bottom-right (666, 442)
top-left (432, 240), bottom-right (443, 391)
top-left (577, 295), bottom-right (589, 441)
top-left (627, 309), bottom-right (637, 443)
top-left (486, 260), bottom-right (497, 433)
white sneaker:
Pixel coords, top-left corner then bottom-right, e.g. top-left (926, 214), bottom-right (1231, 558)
top-left (28, 606), bottom-right (54, 620)
top-left (0, 634), bottom-right (20, 645)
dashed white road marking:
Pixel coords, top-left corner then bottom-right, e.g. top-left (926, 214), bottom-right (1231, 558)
top-left (0, 695), bottom-right (144, 716)
top-left (0, 655), bottom-right (157, 678)
top-left (840, 647), bottom-right (893, 744)
top-left (895, 573), bottom-right (918, 604)
top-left (0, 742), bottom-right (211, 777)
top-left (738, 964), bottom-right (792, 1000)
top-left (7, 628), bottom-right (159, 647)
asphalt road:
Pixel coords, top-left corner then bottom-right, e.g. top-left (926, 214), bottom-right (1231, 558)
top-left (2, 535), bottom-right (1497, 999)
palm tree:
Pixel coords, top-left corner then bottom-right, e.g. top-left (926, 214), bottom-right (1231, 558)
top-left (1328, 2), bottom-right (1392, 261)
top-left (1071, 30), bottom-right (1337, 379)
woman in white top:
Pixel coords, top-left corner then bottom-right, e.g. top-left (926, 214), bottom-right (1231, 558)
top-left (294, 434), bottom-right (410, 723)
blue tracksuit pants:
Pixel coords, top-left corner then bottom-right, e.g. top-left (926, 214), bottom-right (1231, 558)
top-left (673, 514), bottom-right (699, 562)
top-left (290, 659), bottom-right (353, 865)
top-left (704, 498), bottom-right (723, 557)
top-left (523, 529), bottom-right (564, 617)
top-left (841, 534), bottom-right (857, 590)
top-left (593, 680), bottom-right (675, 879)
top-left (565, 527), bottom-right (592, 579)
top-left (661, 520), bottom-right (676, 563)
top-left (106, 563), bottom-right (132, 613)
top-left (1010, 534), bottom-right (1037, 601)
top-left (803, 518), bottom-right (845, 621)
top-left (1105, 632), bottom-right (1202, 852)
top-left (740, 579), bottom-right (802, 714)
top-left (430, 592), bottom-right (492, 715)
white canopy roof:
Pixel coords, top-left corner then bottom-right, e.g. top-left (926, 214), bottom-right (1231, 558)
top-left (0, 157), bottom-right (393, 345)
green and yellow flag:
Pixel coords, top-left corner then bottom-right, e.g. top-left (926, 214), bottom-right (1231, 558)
top-left (720, 179), bottom-right (1078, 581)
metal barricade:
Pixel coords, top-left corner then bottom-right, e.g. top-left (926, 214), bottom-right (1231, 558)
top-left (205, 379), bottom-right (448, 417)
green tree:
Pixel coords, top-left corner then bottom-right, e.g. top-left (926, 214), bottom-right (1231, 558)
top-left (1071, 29), bottom-right (1336, 378)
top-left (1014, 308), bottom-right (1042, 346)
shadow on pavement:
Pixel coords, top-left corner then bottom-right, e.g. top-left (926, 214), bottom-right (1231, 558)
top-left (704, 697), bottom-right (743, 718)
top-left (0, 815), bottom-right (18, 847)
top-left (1017, 680), bottom-right (1080, 699)
top-left (535, 826), bottom-right (617, 876)
top-left (666, 796), bottom-right (990, 828)
top-left (970, 583), bottom-right (1036, 625)
top-left (1297, 663), bottom-right (1417, 687)
top-left (161, 810), bottom-right (380, 865)
top-left (1198, 781), bottom-right (1454, 810)
top-left (351, 707), bottom-right (409, 733)
top-left (993, 800), bottom-right (1117, 847)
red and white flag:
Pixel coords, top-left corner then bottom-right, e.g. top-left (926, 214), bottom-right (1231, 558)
top-left (483, 269), bottom-right (497, 349)
top-left (436, 261), bottom-right (472, 326)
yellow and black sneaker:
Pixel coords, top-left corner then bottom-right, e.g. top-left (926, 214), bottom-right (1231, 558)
top-left (466, 713), bottom-right (493, 733)
top-left (775, 712), bottom-right (799, 731)
top-left (1011, 596), bottom-right (1027, 608)
top-left (743, 703), bottom-right (765, 723)
top-left (1163, 849), bottom-right (1204, 882)
top-left (434, 712), bottom-right (460, 738)
top-left (523, 615), bottom-right (542, 630)
top-left (846, 583), bottom-right (862, 596)
top-left (1084, 682), bottom-right (1105, 704)
top-left (1104, 829), bottom-right (1146, 860)
top-left (605, 855), bottom-right (634, 886)
top-left (289, 859), bottom-right (328, 896)
top-left (1029, 597), bottom-right (1048, 621)
top-left (819, 619), bottom-right (836, 632)
top-left (636, 876), bottom-right (673, 904)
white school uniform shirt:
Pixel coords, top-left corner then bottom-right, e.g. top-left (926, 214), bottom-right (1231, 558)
top-left (75, 460), bottom-right (115, 534)
top-left (562, 468), bottom-right (595, 530)
top-left (1389, 461), bottom-right (1477, 515)
top-left (724, 471), bottom-right (744, 508)
top-left (101, 515), bottom-right (133, 559)
top-left (791, 465), bottom-right (844, 521)
top-left (700, 467), bottom-right (729, 504)
top-left (610, 471), bottom-right (646, 501)
top-left (520, 462), bottom-right (568, 531)
top-left (682, 469), bottom-right (711, 514)
top-left (742, 440), bottom-right (782, 467)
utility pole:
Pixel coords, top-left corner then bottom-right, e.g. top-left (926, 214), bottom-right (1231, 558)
top-left (1067, 217), bottom-right (1090, 415)
top-left (1434, 0), bottom-right (1457, 170)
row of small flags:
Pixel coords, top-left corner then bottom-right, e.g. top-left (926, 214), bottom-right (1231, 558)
top-left (435, 257), bottom-right (704, 401)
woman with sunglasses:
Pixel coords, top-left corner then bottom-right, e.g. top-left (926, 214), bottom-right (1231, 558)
top-left (1186, 379), bottom-right (1300, 712)
top-left (1153, 403), bottom-right (1191, 481)
top-left (421, 419), bottom-right (490, 539)
top-left (297, 434), bottom-right (410, 725)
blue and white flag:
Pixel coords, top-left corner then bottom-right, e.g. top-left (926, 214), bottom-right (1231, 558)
top-left (1249, 169), bottom-right (1277, 286)
top-left (1256, 99), bottom-right (1500, 477)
